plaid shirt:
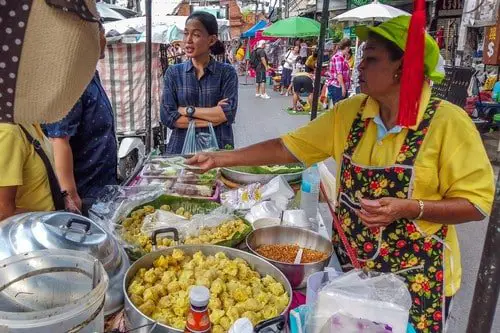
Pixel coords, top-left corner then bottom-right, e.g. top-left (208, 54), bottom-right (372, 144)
top-left (161, 58), bottom-right (238, 154)
top-left (326, 51), bottom-right (351, 89)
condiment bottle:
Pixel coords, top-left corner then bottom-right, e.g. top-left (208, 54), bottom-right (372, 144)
top-left (184, 286), bottom-right (212, 333)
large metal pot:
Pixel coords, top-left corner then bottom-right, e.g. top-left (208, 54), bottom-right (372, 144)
top-left (221, 167), bottom-right (302, 185)
top-left (0, 212), bottom-right (129, 315)
top-left (124, 245), bottom-right (293, 333)
top-left (0, 249), bottom-right (108, 333)
top-left (246, 226), bottom-right (333, 289)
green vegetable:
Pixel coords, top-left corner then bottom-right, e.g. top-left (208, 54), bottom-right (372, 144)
top-left (229, 164), bottom-right (304, 175)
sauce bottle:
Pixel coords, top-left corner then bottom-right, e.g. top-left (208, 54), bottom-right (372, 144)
top-left (184, 286), bottom-right (212, 333)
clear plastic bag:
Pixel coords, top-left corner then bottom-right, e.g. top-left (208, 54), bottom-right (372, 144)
top-left (181, 120), bottom-right (219, 155)
top-left (305, 270), bottom-right (412, 333)
top-left (318, 312), bottom-right (394, 333)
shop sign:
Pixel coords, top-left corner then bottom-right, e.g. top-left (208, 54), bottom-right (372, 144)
top-left (436, 0), bottom-right (464, 18)
top-left (483, 24), bottom-right (500, 65)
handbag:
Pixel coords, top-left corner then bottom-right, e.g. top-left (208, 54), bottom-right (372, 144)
top-left (19, 125), bottom-right (65, 210)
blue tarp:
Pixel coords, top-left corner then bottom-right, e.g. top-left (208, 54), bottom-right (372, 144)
top-left (241, 20), bottom-right (267, 38)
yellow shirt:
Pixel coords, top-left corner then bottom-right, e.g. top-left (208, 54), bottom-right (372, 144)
top-left (0, 123), bottom-right (55, 212)
top-left (305, 55), bottom-right (317, 69)
top-left (282, 83), bottom-right (495, 296)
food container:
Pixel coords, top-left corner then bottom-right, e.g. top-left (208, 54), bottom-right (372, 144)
top-left (0, 212), bottom-right (129, 315)
top-left (252, 218), bottom-right (281, 229)
top-left (221, 167), bottom-right (303, 185)
top-left (246, 226), bottom-right (333, 289)
top-left (0, 249), bottom-right (108, 333)
top-left (123, 245), bottom-right (293, 333)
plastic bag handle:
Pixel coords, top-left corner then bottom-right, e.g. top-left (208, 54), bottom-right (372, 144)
top-left (151, 227), bottom-right (180, 251)
top-left (254, 315), bottom-right (286, 333)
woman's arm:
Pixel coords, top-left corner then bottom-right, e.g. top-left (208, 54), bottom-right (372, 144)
top-left (174, 116), bottom-right (224, 129)
top-left (178, 105), bottom-right (227, 123)
top-left (356, 197), bottom-right (484, 228)
top-left (187, 138), bottom-right (298, 172)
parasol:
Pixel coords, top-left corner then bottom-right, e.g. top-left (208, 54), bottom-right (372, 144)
top-left (263, 17), bottom-right (320, 38)
top-left (332, 0), bottom-right (410, 23)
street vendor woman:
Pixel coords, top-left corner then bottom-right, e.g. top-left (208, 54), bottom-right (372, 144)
top-left (187, 14), bottom-right (495, 333)
top-left (161, 12), bottom-right (238, 154)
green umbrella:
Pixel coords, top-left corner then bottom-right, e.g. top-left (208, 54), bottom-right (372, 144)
top-left (262, 17), bottom-right (321, 37)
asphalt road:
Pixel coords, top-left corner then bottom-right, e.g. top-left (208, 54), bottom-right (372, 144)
top-left (232, 79), bottom-right (500, 332)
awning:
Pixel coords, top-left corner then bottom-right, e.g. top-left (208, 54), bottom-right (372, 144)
top-left (241, 20), bottom-right (268, 38)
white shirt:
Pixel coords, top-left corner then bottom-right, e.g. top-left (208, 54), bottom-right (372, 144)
top-left (284, 51), bottom-right (299, 70)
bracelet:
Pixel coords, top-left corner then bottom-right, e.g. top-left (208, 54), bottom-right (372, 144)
top-left (415, 200), bottom-right (424, 220)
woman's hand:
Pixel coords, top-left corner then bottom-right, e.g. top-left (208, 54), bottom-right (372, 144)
top-left (186, 152), bottom-right (220, 173)
top-left (355, 198), bottom-right (418, 228)
top-left (217, 98), bottom-right (229, 108)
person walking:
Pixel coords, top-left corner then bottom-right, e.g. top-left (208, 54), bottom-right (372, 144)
top-left (161, 12), bottom-right (238, 154)
top-left (326, 38), bottom-right (352, 104)
top-left (281, 45), bottom-right (300, 96)
top-left (43, 24), bottom-right (118, 216)
top-left (253, 40), bottom-right (270, 99)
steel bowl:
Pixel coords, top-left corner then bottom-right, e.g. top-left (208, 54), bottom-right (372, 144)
top-left (246, 226), bottom-right (333, 289)
top-left (221, 167), bottom-right (302, 185)
top-left (123, 245), bottom-right (293, 333)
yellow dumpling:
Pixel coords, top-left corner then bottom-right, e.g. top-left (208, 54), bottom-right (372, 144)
top-left (143, 287), bottom-right (159, 303)
top-left (167, 281), bottom-right (181, 293)
top-left (242, 298), bottom-right (262, 312)
top-left (219, 316), bottom-right (232, 330)
top-left (213, 325), bottom-right (225, 333)
top-left (158, 295), bottom-right (172, 309)
top-left (209, 309), bottom-right (225, 325)
top-left (138, 299), bottom-right (155, 316)
top-left (208, 297), bottom-right (222, 310)
top-left (232, 287), bottom-right (250, 302)
top-left (172, 249), bottom-right (185, 261)
top-left (130, 294), bottom-right (144, 306)
top-left (269, 282), bottom-right (285, 296)
top-left (261, 306), bottom-right (279, 320)
top-left (210, 278), bottom-right (225, 295)
top-left (262, 275), bottom-right (276, 287)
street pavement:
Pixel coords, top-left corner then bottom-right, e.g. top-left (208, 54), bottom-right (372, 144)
top-left (232, 79), bottom-right (500, 332)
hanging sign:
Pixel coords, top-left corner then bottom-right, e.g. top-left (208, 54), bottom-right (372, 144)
top-left (483, 24), bottom-right (500, 65)
top-left (436, 0), bottom-right (464, 18)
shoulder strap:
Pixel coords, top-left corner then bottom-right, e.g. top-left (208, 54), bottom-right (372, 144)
top-left (19, 125), bottom-right (65, 211)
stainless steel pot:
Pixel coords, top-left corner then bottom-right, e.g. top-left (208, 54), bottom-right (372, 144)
top-left (246, 226), bottom-right (333, 289)
top-left (0, 249), bottom-right (108, 333)
top-left (221, 167), bottom-right (302, 185)
top-left (124, 244), bottom-right (293, 333)
top-left (0, 212), bottom-right (129, 315)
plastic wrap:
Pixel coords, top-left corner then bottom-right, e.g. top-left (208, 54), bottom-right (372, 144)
top-left (220, 183), bottom-right (262, 210)
top-left (318, 312), bottom-right (394, 333)
top-left (89, 187), bottom-right (221, 259)
top-left (305, 270), bottom-right (412, 333)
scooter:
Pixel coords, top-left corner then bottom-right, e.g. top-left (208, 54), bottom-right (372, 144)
top-left (117, 125), bottom-right (169, 183)
top-left (117, 130), bottom-right (146, 182)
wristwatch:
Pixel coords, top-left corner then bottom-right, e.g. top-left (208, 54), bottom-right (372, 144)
top-left (186, 106), bottom-right (196, 119)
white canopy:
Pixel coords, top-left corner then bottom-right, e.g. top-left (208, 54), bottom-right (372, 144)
top-left (332, 0), bottom-right (410, 23)
top-left (104, 16), bottom-right (230, 44)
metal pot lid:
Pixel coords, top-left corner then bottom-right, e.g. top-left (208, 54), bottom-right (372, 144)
top-left (0, 212), bottom-right (121, 275)
top-left (32, 212), bottom-right (108, 249)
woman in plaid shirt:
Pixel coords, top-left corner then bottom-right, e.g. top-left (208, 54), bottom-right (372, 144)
top-left (161, 12), bottom-right (238, 154)
top-left (326, 38), bottom-right (352, 105)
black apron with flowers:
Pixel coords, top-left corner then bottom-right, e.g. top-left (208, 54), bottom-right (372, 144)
top-left (333, 97), bottom-right (448, 332)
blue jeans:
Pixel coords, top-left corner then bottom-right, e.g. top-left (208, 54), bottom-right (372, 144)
top-left (328, 85), bottom-right (346, 104)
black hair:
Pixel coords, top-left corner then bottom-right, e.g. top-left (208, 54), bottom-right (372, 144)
top-left (338, 38), bottom-right (352, 50)
top-left (305, 66), bottom-right (313, 73)
top-left (186, 11), bottom-right (225, 56)
top-left (367, 31), bottom-right (404, 61)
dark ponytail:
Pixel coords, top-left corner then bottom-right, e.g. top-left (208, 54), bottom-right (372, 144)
top-left (186, 11), bottom-right (225, 56)
top-left (210, 40), bottom-right (225, 56)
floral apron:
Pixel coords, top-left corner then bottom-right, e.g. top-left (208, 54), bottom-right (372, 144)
top-left (333, 97), bottom-right (447, 332)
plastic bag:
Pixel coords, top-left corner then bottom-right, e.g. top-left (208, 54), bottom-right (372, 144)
top-left (220, 183), bottom-right (262, 210)
top-left (181, 120), bottom-right (219, 155)
top-left (305, 270), bottom-right (412, 333)
top-left (318, 312), bottom-right (393, 333)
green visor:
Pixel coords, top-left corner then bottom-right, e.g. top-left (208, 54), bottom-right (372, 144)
top-left (355, 15), bottom-right (445, 83)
